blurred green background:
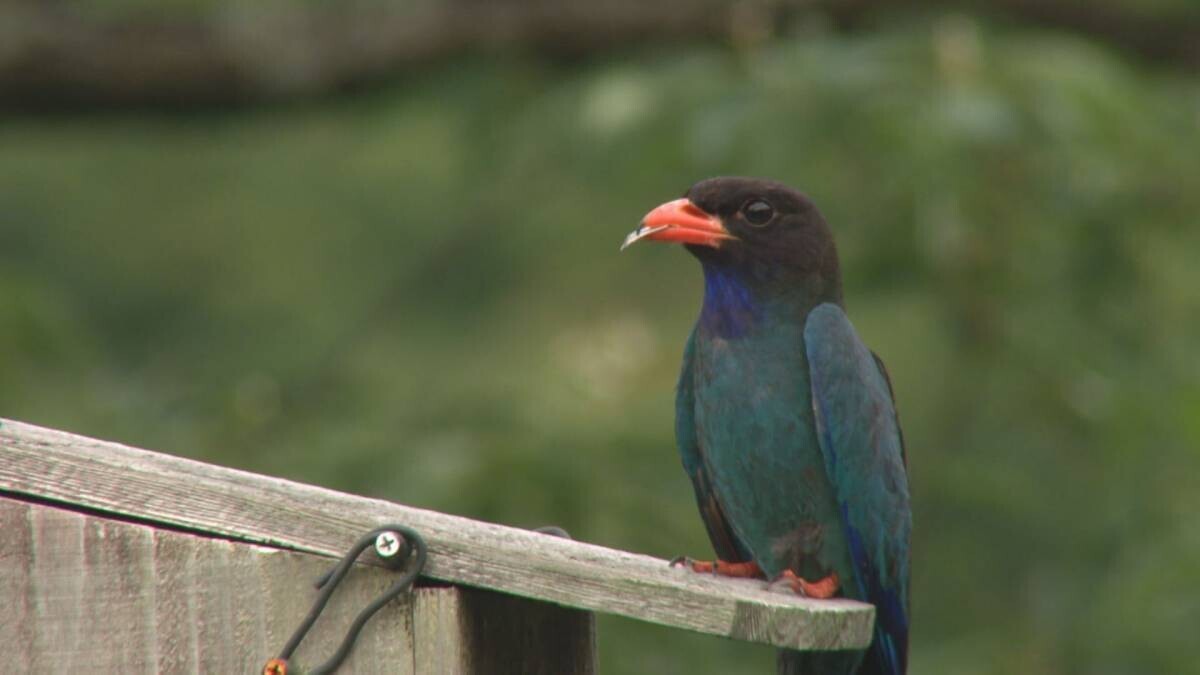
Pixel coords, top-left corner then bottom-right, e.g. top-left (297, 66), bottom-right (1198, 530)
top-left (2, 2), bottom-right (1198, 673)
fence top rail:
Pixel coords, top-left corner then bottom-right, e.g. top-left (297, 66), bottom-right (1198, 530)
top-left (0, 418), bottom-right (873, 650)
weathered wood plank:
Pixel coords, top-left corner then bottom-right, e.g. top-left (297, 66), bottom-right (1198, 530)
top-left (0, 418), bottom-right (874, 650)
top-left (0, 497), bottom-right (596, 674)
top-left (411, 587), bottom-right (596, 675)
top-left (0, 497), bottom-right (419, 673)
top-left (0, 495), bottom-right (36, 673)
top-left (453, 587), bottom-right (597, 675)
top-left (413, 589), bottom-right (471, 675)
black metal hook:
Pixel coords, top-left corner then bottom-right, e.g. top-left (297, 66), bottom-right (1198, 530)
top-left (264, 524), bottom-right (427, 675)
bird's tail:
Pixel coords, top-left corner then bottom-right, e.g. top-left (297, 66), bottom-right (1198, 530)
top-left (776, 648), bottom-right (862, 675)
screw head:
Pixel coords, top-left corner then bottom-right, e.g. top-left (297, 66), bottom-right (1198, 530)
top-left (375, 531), bottom-right (402, 558)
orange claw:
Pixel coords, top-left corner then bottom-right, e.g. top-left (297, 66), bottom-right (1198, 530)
top-left (775, 569), bottom-right (840, 598)
top-left (670, 556), bottom-right (765, 579)
top-left (711, 560), bottom-right (765, 578)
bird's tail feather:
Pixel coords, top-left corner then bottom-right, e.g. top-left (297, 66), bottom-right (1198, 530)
top-left (777, 648), bottom-right (863, 675)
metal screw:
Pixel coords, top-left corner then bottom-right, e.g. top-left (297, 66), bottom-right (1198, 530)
top-left (374, 531), bottom-right (402, 558)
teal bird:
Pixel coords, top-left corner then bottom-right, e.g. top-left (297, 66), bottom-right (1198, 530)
top-left (623, 178), bottom-right (911, 674)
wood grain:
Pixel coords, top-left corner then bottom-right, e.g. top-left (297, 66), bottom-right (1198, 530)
top-left (0, 497), bottom-right (596, 674)
top-left (0, 418), bottom-right (873, 650)
top-left (411, 586), bottom-right (596, 675)
top-left (0, 496), bottom-right (416, 674)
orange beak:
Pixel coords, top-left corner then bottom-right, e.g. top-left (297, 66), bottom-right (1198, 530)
top-left (621, 198), bottom-right (733, 250)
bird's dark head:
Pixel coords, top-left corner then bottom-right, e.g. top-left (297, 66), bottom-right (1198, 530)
top-left (623, 177), bottom-right (842, 304)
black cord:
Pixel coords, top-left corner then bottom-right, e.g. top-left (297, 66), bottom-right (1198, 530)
top-left (267, 524), bottom-right (426, 675)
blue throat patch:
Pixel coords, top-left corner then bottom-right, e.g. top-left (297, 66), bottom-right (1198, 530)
top-left (700, 265), bottom-right (760, 338)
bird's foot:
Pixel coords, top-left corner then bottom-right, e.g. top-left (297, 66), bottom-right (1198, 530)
top-left (669, 556), bottom-right (765, 578)
top-left (769, 569), bottom-right (840, 598)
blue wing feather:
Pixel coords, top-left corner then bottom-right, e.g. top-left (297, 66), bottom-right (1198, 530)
top-left (804, 303), bottom-right (911, 675)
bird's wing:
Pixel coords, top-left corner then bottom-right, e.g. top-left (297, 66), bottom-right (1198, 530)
top-left (676, 329), bottom-right (752, 563)
top-left (804, 303), bottom-right (911, 675)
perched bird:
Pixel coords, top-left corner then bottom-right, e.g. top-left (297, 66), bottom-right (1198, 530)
top-left (623, 177), bottom-right (911, 675)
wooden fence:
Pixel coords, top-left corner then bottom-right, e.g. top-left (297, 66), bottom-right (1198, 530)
top-left (0, 418), bottom-right (873, 673)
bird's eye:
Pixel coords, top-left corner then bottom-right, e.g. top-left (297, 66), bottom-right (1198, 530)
top-left (743, 199), bottom-right (774, 226)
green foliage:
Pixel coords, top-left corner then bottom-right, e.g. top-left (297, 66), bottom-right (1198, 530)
top-left (2, 16), bottom-right (1198, 675)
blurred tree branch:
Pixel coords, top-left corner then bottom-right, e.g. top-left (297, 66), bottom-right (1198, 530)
top-left (1, 0), bottom-right (1195, 109)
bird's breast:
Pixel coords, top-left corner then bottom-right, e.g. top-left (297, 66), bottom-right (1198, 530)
top-left (689, 326), bottom-right (846, 576)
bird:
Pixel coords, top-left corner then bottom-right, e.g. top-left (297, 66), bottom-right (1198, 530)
top-left (622, 177), bottom-right (911, 675)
